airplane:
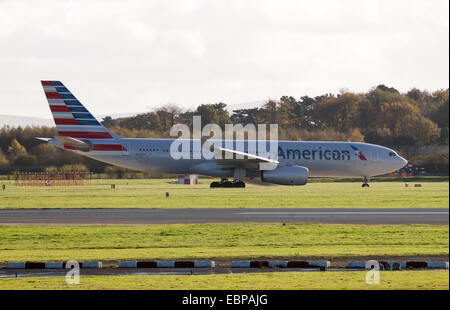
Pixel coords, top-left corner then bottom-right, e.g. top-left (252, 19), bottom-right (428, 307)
top-left (38, 81), bottom-right (408, 188)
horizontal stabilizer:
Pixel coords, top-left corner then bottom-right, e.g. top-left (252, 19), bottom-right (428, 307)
top-left (54, 136), bottom-right (92, 152)
top-left (36, 137), bottom-right (52, 142)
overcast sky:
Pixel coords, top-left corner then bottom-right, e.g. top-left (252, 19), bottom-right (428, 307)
top-left (0, 0), bottom-right (448, 119)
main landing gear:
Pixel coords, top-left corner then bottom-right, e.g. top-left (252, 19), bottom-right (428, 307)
top-left (362, 176), bottom-right (370, 187)
top-left (210, 178), bottom-right (246, 188)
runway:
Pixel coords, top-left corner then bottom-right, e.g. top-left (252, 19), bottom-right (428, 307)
top-left (0, 208), bottom-right (448, 225)
top-left (0, 267), bottom-right (385, 279)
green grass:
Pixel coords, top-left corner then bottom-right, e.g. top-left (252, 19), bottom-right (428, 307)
top-left (0, 179), bottom-right (448, 209)
top-left (0, 223), bottom-right (447, 262)
top-left (0, 271), bottom-right (448, 290)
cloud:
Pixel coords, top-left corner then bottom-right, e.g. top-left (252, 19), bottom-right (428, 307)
top-left (0, 0), bottom-right (448, 118)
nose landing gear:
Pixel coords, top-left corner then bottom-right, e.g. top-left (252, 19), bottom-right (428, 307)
top-left (362, 176), bottom-right (370, 187)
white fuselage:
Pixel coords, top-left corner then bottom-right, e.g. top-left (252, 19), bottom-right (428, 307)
top-left (39, 80), bottom-right (408, 182)
top-left (70, 138), bottom-right (407, 179)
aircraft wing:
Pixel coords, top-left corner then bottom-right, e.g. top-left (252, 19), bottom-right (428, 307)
top-left (202, 139), bottom-right (279, 170)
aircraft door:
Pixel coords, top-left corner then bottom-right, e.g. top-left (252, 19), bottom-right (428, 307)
top-left (121, 140), bottom-right (130, 156)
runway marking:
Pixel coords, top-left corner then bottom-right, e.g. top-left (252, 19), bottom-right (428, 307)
top-left (237, 212), bottom-right (449, 215)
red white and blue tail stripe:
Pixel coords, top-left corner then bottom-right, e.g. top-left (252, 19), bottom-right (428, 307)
top-left (41, 81), bottom-right (127, 154)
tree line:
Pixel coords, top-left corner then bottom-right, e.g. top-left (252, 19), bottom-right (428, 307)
top-left (0, 85), bottom-right (448, 174)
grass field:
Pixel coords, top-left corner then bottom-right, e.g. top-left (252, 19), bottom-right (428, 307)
top-left (1, 271), bottom-right (448, 290)
top-left (0, 179), bottom-right (448, 209)
top-left (0, 178), bottom-right (447, 290)
top-left (0, 223), bottom-right (447, 262)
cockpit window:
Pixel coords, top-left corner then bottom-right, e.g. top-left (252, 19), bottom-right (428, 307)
top-left (388, 151), bottom-right (396, 157)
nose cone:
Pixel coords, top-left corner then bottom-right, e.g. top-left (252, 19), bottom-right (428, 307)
top-left (397, 156), bottom-right (408, 170)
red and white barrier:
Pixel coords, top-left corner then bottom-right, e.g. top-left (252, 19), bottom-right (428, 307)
top-left (232, 261), bottom-right (330, 268)
top-left (7, 261), bottom-right (102, 269)
top-left (178, 174), bottom-right (198, 185)
top-left (118, 260), bottom-right (215, 268)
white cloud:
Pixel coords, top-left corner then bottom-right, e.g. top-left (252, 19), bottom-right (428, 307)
top-left (0, 0), bottom-right (448, 118)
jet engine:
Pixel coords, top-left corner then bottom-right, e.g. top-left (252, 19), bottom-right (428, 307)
top-left (261, 165), bottom-right (309, 185)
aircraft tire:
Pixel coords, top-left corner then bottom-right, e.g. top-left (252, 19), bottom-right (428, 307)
top-left (210, 182), bottom-right (221, 188)
top-left (234, 181), bottom-right (245, 188)
top-left (222, 181), bottom-right (233, 188)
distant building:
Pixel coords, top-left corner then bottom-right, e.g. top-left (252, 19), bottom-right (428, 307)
top-left (178, 174), bottom-right (198, 185)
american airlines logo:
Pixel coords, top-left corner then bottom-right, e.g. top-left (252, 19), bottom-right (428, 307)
top-left (350, 144), bottom-right (367, 160)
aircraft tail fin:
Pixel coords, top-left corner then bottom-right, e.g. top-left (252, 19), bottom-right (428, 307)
top-left (40, 80), bottom-right (117, 140)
